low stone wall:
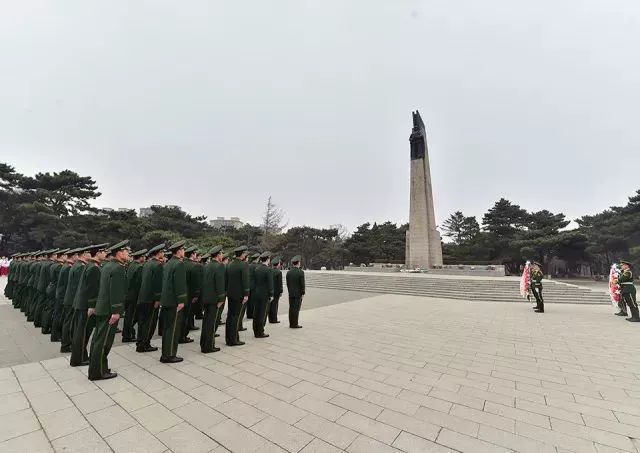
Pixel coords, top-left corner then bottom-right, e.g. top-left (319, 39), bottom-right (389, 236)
top-left (343, 264), bottom-right (506, 277)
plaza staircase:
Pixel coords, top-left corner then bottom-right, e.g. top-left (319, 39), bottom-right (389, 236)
top-left (304, 271), bottom-right (611, 305)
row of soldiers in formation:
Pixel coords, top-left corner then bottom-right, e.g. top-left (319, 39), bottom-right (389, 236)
top-left (3, 241), bottom-right (306, 381)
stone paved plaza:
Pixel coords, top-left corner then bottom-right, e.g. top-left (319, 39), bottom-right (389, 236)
top-left (2, 289), bottom-right (640, 452)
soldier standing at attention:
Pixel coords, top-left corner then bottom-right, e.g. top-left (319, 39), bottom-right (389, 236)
top-left (269, 258), bottom-right (283, 324)
top-left (226, 246), bottom-right (250, 346)
top-left (245, 252), bottom-right (261, 323)
top-left (136, 244), bottom-right (164, 353)
top-left (286, 256), bottom-right (305, 328)
top-left (71, 244), bottom-right (108, 367)
top-left (253, 252), bottom-right (274, 338)
top-left (61, 247), bottom-right (88, 353)
top-left (27, 250), bottom-right (53, 327)
top-left (160, 240), bottom-right (188, 363)
top-left (189, 251), bottom-right (207, 327)
top-left (123, 249), bottom-right (147, 343)
top-left (34, 249), bottom-right (58, 328)
top-left (200, 246), bottom-right (225, 353)
top-left (619, 260), bottom-right (639, 322)
top-left (51, 249), bottom-right (76, 342)
top-left (179, 246), bottom-right (200, 344)
top-left (530, 262), bottom-right (544, 313)
top-left (41, 249), bottom-right (67, 334)
top-left (88, 240), bottom-right (129, 381)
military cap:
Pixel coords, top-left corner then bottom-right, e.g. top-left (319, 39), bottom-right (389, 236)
top-left (233, 245), bottom-right (248, 253)
top-left (167, 240), bottom-right (186, 252)
top-left (165, 251), bottom-right (173, 259)
top-left (200, 253), bottom-right (211, 261)
top-left (108, 240), bottom-right (130, 253)
top-left (57, 248), bottom-right (71, 255)
top-left (131, 248), bottom-right (148, 258)
top-left (85, 243), bottom-right (110, 254)
top-left (251, 252), bottom-right (261, 259)
top-left (209, 245), bottom-right (223, 256)
top-left (66, 248), bottom-right (80, 255)
top-left (291, 255), bottom-right (302, 263)
top-left (147, 243), bottom-right (165, 256)
top-left (185, 245), bottom-right (198, 254)
top-left (620, 260), bottom-right (633, 268)
top-left (221, 252), bottom-right (230, 259)
top-left (272, 257), bottom-right (281, 265)
top-left (259, 251), bottom-right (271, 259)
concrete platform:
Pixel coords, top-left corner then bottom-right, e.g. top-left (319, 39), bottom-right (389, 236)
top-left (2, 285), bottom-right (640, 452)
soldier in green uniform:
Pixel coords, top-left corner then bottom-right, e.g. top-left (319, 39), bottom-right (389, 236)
top-left (51, 249), bottom-right (77, 342)
top-left (160, 240), bottom-right (187, 363)
top-left (190, 251), bottom-right (207, 324)
top-left (41, 249), bottom-right (69, 335)
top-left (123, 249), bottom-right (147, 343)
top-left (136, 243), bottom-right (165, 353)
top-left (252, 251), bottom-right (274, 338)
top-left (5, 253), bottom-right (19, 302)
top-left (88, 240), bottom-right (129, 381)
top-left (179, 245), bottom-right (200, 344)
top-left (226, 246), bottom-right (250, 346)
top-left (29, 251), bottom-right (46, 321)
top-left (34, 250), bottom-right (59, 327)
top-left (286, 255), bottom-right (305, 328)
top-left (619, 260), bottom-right (638, 322)
top-left (245, 252), bottom-right (260, 323)
top-left (200, 246), bottom-right (225, 353)
top-left (530, 262), bottom-right (545, 313)
top-left (61, 247), bottom-right (88, 353)
top-left (21, 252), bottom-right (37, 315)
top-left (70, 244), bottom-right (108, 367)
top-left (15, 253), bottom-right (33, 311)
top-left (269, 257), bottom-right (283, 324)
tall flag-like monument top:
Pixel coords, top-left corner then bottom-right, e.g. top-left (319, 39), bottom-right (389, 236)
top-left (406, 110), bottom-right (443, 269)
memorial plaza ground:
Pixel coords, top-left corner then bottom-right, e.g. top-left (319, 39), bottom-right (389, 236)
top-left (2, 279), bottom-right (640, 452)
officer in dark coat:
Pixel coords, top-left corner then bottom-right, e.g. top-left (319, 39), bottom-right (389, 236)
top-left (70, 243), bottom-right (108, 367)
top-left (200, 246), bottom-right (225, 353)
top-left (269, 257), bottom-right (283, 324)
top-left (253, 251), bottom-right (274, 337)
top-left (136, 243), bottom-right (164, 353)
top-left (226, 246), bottom-right (250, 346)
top-left (286, 255), bottom-right (306, 328)
top-left (160, 240), bottom-right (188, 363)
top-left (88, 240), bottom-right (129, 381)
top-left (123, 248), bottom-right (147, 342)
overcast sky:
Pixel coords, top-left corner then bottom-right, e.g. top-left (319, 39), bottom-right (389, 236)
top-left (2, 0), bottom-right (639, 232)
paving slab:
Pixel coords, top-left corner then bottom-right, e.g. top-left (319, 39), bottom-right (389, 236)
top-left (1, 290), bottom-right (640, 452)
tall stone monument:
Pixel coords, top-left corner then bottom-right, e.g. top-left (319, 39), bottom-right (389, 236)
top-left (405, 110), bottom-right (443, 269)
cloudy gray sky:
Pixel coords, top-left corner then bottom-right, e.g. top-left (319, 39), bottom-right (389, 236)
top-left (2, 0), bottom-right (639, 232)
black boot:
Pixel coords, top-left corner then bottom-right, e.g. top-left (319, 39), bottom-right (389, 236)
top-left (626, 306), bottom-right (640, 322)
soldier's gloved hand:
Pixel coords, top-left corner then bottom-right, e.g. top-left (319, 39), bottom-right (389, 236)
top-left (217, 301), bottom-right (224, 308)
top-left (242, 296), bottom-right (248, 304)
top-left (87, 308), bottom-right (96, 317)
top-left (177, 303), bottom-right (185, 312)
top-left (192, 297), bottom-right (198, 304)
top-left (109, 314), bottom-right (120, 325)
top-left (154, 301), bottom-right (160, 308)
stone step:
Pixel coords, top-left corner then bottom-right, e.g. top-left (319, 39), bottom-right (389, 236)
top-left (304, 272), bottom-right (611, 305)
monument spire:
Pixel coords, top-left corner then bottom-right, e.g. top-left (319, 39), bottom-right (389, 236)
top-left (406, 110), bottom-right (443, 269)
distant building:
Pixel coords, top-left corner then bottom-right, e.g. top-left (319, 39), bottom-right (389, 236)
top-left (117, 208), bottom-right (133, 213)
top-left (209, 217), bottom-right (244, 229)
top-left (139, 207), bottom-right (153, 217)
